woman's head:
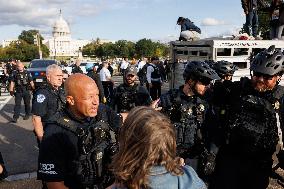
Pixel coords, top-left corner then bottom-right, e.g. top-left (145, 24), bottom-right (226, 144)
top-left (112, 106), bottom-right (182, 189)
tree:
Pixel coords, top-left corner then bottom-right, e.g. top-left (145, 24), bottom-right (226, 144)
top-left (5, 40), bottom-right (38, 61)
top-left (82, 38), bottom-right (169, 60)
top-left (114, 40), bottom-right (130, 58)
top-left (18, 30), bottom-right (40, 45)
top-left (82, 43), bottom-right (98, 57)
top-left (18, 29), bottom-right (49, 58)
top-left (135, 38), bottom-right (155, 58)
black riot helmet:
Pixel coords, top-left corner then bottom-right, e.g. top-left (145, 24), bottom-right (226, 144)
top-left (213, 60), bottom-right (238, 77)
top-left (204, 60), bottom-right (216, 68)
top-left (250, 45), bottom-right (284, 76)
top-left (183, 61), bottom-right (220, 82)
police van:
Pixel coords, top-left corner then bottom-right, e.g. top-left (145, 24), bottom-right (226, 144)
top-left (169, 39), bottom-right (284, 89)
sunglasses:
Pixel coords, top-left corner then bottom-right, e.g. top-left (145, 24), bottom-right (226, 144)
top-left (253, 72), bottom-right (274, 80)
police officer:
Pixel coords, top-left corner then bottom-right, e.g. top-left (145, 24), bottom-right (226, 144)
top-left (159, 61), bottom-right (220, 177)
top-left (32, 64), bottom-right (65, 142)
top-left (212, 60), bottom-right (238, 82)
top-left (113, 66), bottom-right (152, 113)
top-left (146, 56), bottom-right (163, 100)
top-left (38, 74), bottom-right (124, 189)
top-left (4, 60), bottom-right (17, 78)
top-left (71, 59), bottom-right (83, 74)
top-left (208, 61), bottom-right (239, 147)
top-left (99, 62), bottom-right (115, 106)
top-left (209, 46), bottom-right (284, 189)
top-left (86, 63), bottom-right (106, 103)
top-left (9, 61), bottom-right (35, 123)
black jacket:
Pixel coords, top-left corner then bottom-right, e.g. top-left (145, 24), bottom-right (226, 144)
top-left (87, 71), bottom-right (105, 101)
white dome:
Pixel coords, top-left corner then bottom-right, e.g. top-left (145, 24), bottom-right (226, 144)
top-left (52, 11), bottom-right (71, 37)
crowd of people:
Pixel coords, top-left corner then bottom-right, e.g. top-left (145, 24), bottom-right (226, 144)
top-left (0, 45), bottom-right (283, 189)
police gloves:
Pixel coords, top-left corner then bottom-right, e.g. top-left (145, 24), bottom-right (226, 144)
top-left (277, 150), bottom-right (284, 169)
top-left (9, 91), bottom-right (14, 96)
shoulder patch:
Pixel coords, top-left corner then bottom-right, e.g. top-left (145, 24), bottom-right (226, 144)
top-left (37, 94), bottom-right (46, 103)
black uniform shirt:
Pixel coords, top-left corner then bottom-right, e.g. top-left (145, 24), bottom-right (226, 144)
top-left (114, 83), bottom-right (152, 113)
top-left (11, 70), bottom-right (33, 89)
top-left (32, 84), bottom-right (65, 124)
top-left (87, 70), bottom-right (105, 101)
top-left (71, 65), bottom-right (83, 74)
top-left (37, 104), bottom-right (122, 189)
top-left (160, 86), bottom-right (208, 123)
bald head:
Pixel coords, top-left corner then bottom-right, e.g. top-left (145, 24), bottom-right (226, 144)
top-left (65, 74), bottom-right (100, 118)
top-left (65, 73), bottom-right (98, 97)
top-left (17, 61), bottom-right (24, 72)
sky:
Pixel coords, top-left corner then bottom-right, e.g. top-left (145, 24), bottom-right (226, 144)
top-left (0, 0), bottom-right (245, 43)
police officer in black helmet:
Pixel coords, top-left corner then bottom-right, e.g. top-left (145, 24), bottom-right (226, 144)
top-left (209, 45), bottom-right (284, 189)
top-left (38, 74), bottom-right (124, 189)
top-left (159, 61), bottom-right (220, 178)
top-left (113, 66), bottom-right (152, 113)
top-left (9, 61), bottom-right (35, 123)
top-left (205, 61), bottom-right (239, 175)
top-left (213, 61), bottom-right (238, 82)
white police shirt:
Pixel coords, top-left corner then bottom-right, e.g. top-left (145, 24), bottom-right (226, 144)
top-left (99, 67), bottom-right (111, 82)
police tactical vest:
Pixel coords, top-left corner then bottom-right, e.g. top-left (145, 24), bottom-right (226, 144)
top-left (14, 70), bottom-right (29, 87)
top-left (161, 89), bottom-right (207, 155)
top-left (54, 110), bottom-right (116, 188)
top-left (116, 84), bottom-right (140, 112)
top-left (35, 85), bottom-right (66, 122)
top-left (227, 78), bottom-right (284, 156)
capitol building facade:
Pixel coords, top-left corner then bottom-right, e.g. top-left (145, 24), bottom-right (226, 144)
top-left (43, 12), bottom-right (91, 58)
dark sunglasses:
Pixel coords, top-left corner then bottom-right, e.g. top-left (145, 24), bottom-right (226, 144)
top-left (253, 72), bottom-right (274, 80)
top-left (198, 78), bottom-right (211, 86)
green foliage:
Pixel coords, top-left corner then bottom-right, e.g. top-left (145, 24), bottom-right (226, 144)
top-left (135, 38), bottom-right (155, 58)
top-left (0, 30), bottom-right (50, 61)
top-left (18, 30), bottom-right (44, 45)
top-left (258, 10), bottom-right (271, 39)
top-left (82, 38), bottom-right (169, 59)
top-left (41, 44), bottom-right (50, 58)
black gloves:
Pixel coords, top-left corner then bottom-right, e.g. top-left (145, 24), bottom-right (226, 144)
top-left (9, 91), bottom-right (14, 96)
top-left (277, 150), bottom-right (284, 169)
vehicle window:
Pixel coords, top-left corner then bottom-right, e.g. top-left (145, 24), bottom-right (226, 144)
top-left (29, 60), bottom-right (56, 68)
top-left (217, 48), bottom-right (231, 56)
top-left (233, 48), bottom-right (249, 56)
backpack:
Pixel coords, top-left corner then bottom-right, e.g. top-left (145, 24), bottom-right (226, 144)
top-left (137, 63), bottom-right (149, 82)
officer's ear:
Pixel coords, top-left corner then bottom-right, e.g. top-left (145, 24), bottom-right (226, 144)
top-left (66, 95), bottom-right (75, 105)
top-left (46, 74), bottom-right (51, 82)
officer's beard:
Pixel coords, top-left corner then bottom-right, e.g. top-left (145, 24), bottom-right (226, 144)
top-left (184, 81), bottom-right (200, 96)
top-left (125, 79), bottom-right (135, 86)
top-left (252, 80), bottom-right (272, 92)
